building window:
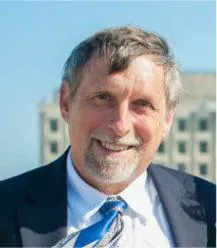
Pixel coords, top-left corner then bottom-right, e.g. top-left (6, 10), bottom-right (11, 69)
top-left (50, 141), bottom-right (58, 154)
top-left (178, 118), bottom-right (187, 131)
top-left (178, 141), bottom-right (186, 153)
top-left (49, 119), bottom-right (58, 132)
top-left (158, 142), bottom-right (165, 154)
top-left (198, 119), bottom-right (208, 131)
top-left (177, 163), bottom-right (186, 172)
top-left (199, 141), bottom-right (208, 153)
top-left (199, 163), bottom-right (208, 176)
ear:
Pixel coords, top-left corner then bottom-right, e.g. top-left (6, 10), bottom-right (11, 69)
top-left (59, 81), bottom-right (71, 122)
top-left (162, 109), bottom-right (175, 138)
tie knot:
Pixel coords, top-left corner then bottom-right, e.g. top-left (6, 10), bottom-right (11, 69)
top-left (99, 196), bottom-right (127, 215)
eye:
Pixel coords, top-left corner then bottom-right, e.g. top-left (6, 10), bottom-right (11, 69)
top-left (133, 100), bottom-right (153, 111)
top-left (134, 100), bottom-right (151, 107)
top-left (91, 93), bottom-right (113, 106)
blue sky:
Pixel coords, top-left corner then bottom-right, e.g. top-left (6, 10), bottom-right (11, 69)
top-left (0, 1), bottom-right (215, 180)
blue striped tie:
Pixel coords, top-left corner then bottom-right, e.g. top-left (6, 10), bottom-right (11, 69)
top-left (53, 196), bottom-right (127, 247)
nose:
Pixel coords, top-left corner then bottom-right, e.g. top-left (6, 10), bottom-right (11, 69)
top-left (107, 103), bottom-right (132, 137)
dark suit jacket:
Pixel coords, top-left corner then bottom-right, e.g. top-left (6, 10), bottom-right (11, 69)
top-left (0, 149), bottom-right (215, 247)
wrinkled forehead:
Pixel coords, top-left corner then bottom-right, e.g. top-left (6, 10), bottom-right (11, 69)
top-left (77, 55), bottom-right (165, 98)
top-left (82, 54), bottom-right (164, 79)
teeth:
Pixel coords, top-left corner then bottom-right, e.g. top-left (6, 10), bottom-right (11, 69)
top-left (100, 141), bottom-right (129, 151)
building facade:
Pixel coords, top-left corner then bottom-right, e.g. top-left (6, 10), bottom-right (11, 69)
top-left (39, 73), bottom-right (216, 182)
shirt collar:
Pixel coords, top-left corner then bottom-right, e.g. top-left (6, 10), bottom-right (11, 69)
top-left (67, 149), bottom-right (158, 221)
top-left (118, 170), bottom-right (156, 219)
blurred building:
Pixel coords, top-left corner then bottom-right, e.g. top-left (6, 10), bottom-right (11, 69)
top-left (39, 73), bottom-right (216, 182)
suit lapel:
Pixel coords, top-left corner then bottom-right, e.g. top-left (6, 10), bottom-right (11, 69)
top-left (148, 165), bottom-right (207, 247)
top-left (17, 150), bottom-right (68, 247)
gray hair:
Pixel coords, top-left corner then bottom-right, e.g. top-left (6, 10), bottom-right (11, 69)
top-left (62, 25), bottom-right (182, 110)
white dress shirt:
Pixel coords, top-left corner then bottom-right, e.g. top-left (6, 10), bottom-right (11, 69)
top-left (66, 150), bottom-right (174, 247)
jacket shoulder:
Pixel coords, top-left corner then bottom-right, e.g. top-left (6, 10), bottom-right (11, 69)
top-left (150, 164), bottom-right (216, 216)
top-left (151, 163), bottom-right (215, 192)
top-left (151, 163), bottom-right (215, 186)
top-left (0, 163), bottom-right (51, 206)
top-left (0, 151), bottom-right (67, 208)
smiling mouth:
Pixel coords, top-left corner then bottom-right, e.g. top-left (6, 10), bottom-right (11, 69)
top-left (95, 139), bottom-right (135, 152)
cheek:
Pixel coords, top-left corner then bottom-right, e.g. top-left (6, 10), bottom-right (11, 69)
top-left (71, 108), bottom-right (107, 138)
top-left (136, 122), bottom-right (153, 142)
top-left (85, 109), bottom-right (107, 130)
top-left (135, 117), bottom-right (163, 143)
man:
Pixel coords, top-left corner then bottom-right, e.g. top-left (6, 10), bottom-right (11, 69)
top-left (0, 26), bottom-right (215, 247)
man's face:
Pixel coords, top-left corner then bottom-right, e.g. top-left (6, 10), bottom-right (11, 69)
top-left (60, 55), bottom-right (174, 190)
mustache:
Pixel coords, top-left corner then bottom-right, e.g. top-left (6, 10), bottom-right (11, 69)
top-left (90, 131), bottom-right (143, 147)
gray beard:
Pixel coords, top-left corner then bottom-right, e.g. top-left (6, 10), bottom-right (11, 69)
top-left (84, 148), bottom-right (141, 185)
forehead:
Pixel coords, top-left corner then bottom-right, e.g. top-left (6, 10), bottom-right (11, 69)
top-left (78, 55), bottom-right (165, 95)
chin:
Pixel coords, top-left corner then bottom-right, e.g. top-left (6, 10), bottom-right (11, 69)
top-left (90, 171), bottom-right (132, 185)
top-left (84, 153), bottom-right (140, 185)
